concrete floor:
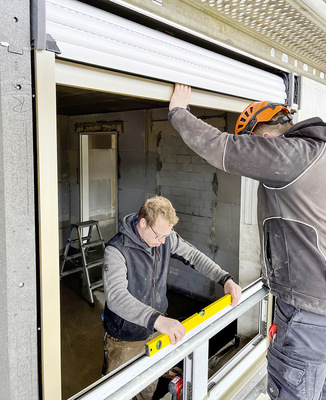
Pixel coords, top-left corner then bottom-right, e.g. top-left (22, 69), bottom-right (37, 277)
top-left (60, 274), bottom-right (265, 400)
top-left (61, 275), bottom-right (105, 399)
top-left (60, 273), bottom-right (214, 399)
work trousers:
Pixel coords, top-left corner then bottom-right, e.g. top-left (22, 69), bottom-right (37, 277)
top-left (103, 333), bottom-right (159, 400)
top-left (267, 299), bottom-right (326, 400)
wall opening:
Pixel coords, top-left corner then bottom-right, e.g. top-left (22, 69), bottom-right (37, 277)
top-left (56, 84), bottom-right (256, 399)
top-left (78, 127), bottom-right (119, 240)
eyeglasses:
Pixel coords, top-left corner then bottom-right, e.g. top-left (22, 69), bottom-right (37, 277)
top-left (149, 225), bottom-right (174, 240)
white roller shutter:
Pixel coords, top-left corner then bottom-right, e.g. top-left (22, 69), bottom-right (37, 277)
top-left (46, 0), bottom-right (287, 103)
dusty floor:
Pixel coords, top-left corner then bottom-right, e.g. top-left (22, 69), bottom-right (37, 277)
top-left (60, 274), bottom-right (211, 399)
top-left (61, 275), bottom-right (104, 399)
top-left (60, 273), bottom-right (253, 399)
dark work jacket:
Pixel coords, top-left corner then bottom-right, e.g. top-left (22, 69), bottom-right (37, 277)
top-left (104, 222), bottom-right (170, 340)
top-left (170, 108), bottom-right (326, 316)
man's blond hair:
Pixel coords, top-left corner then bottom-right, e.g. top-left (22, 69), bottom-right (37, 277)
top-left (138, 196), bottom-right (179, 227)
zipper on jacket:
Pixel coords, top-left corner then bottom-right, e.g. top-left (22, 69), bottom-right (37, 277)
top-left (152, 265), bottom-right (155, 307)
top-left (152, 248), bottom-right (160, 307)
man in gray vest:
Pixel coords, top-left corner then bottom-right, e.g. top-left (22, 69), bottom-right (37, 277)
top-left (169, 83), bottom-right (326, 400)
top-left (102, 195), bottom-right (241, 400)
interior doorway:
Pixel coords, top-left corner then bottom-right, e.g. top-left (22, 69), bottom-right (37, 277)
top-left (79, 130), bottom-right (118, 241)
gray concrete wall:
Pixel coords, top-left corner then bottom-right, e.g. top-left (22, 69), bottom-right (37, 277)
top-left (0, 0), bottom-right (38, 399)
top-left (57, 107), bottom-right (240, 302)
top-left (151, 107), bottom-right (240, 300)
top-left (57, 110), bottom-right (154, 248)
top-left (117, 110), bottom-right (156, 218)
top-left (57, 115), bottom-right (72, 250)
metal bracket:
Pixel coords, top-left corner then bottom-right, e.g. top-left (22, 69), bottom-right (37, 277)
top-left (282, 71), bottom-right (301, 111)
top-left (289, 72), bottom-right (301, 111)
top-left (45, 34), bottom-right (61, 54)
top-left (186, 381), bottom-right (192, 400)
top-left (259, 296), bottom-right (269, 338)
top-left (0, 41), bottom-right (23, 55)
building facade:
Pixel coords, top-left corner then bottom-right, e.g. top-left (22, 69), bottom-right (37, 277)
top-left (1, 0), bottom-right (326, 399)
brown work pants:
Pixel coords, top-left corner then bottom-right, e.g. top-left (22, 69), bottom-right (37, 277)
top-left (103, 333), bottom-right (159, 400)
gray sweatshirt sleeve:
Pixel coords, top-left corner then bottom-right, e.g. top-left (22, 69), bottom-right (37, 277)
top-left (169, 232), bottom-right (232, 285)
top-left (169, 107), bottom-right (229, 171)
top-left (169, 108), bottom-right (317, 187)
top-left (103, 246), bottom-right (160, 329)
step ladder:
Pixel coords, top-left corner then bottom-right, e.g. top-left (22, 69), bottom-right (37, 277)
top-left (60, 220), bottom-right (105, 305)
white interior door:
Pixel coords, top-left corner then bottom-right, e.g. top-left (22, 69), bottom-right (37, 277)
top-left (80, 132), bottom-right (117, 239)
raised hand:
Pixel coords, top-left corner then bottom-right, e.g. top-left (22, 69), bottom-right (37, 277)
top-left (169, 83), bottom-right (191, 111)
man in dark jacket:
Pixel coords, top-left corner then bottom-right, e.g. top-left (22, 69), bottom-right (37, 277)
top-left (169, 83), bottom-right (326, 400)
top-left (102, 195), bottom-right (241, 400)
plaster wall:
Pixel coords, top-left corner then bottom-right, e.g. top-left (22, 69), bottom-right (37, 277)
top-left (238, 222), bottom-right (261, 336)
top-left (298, 76), bottom-right (326, 121)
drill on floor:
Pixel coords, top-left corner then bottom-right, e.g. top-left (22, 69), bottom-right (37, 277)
top-left (168, 375), bottom-right (183, 400)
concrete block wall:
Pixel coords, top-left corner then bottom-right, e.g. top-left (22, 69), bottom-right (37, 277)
top-left (156, 129), bottom-right (217, 254)
top-left (57, 106), bottom-right (240, 303)
top-left (152, 112), bottom-right (240, 301)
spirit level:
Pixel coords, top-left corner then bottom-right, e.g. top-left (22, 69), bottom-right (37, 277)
top-left (145, 293), bottom-right (232, 356)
